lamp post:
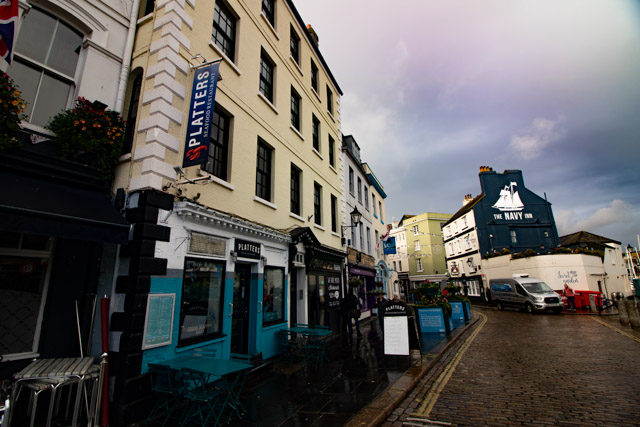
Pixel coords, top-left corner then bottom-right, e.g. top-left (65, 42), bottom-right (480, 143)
top-left (341, 207), bottom-right (362, 298)
top-left (341, 207), bottom-right (362, 246)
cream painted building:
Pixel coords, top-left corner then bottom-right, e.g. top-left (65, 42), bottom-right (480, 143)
top-left (388, 219), bottom-right (410, 298)
top-left (108, 0), bottom-right (346, 422)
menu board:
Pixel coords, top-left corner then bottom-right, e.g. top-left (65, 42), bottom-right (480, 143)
top-left (142, 293), bottom-right (175, 349)
top-left (383, 317), bottom-right (409, 355)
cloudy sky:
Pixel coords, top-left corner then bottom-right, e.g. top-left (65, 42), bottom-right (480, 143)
top-left (294, 0), bottom-right (640, 247)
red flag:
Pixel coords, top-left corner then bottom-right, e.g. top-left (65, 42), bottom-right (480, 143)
top-left (0, 0), bottom-right (19, 64)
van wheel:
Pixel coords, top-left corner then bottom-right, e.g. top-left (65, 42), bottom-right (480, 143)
top-left (496, 301), bottom-right (504, 311)
top-left (525, 303), bottom-right (535, 314)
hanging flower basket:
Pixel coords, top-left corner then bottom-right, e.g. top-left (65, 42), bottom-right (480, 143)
top-left (46, 97), bottom-right (125, 176)
top-left (0, 72), bottom-right (26, 151)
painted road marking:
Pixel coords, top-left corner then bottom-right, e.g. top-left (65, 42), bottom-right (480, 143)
top-left (411, 312), bottom-right (488, 418)
top-left (591, 316), bottom-right (640, 344)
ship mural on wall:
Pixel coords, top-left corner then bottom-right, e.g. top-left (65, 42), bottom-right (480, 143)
top-left (492, 182), bottom-right (524, 211)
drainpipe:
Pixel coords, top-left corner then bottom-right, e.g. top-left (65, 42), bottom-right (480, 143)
top-left (114, 0), bottom-right (142, 113)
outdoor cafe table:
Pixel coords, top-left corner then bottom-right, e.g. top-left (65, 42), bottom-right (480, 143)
top-left (280, 326), bottom-right (332, 367)
top-left (155, 356), bottom-right (252, 420)
top-left (8, 356), bottom-right (97, 427)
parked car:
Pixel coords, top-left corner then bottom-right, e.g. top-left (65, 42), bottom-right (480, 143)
top-left (488, 275), bottom-right (563, 314)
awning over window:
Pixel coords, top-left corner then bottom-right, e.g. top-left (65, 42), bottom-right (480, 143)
top-left (0, 171), bottom-right (130, 243)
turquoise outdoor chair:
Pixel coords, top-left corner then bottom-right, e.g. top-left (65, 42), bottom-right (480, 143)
top-left (146, 364), bottom-right (183, 426)
top-left (180, 368), bottom-right (225, 427)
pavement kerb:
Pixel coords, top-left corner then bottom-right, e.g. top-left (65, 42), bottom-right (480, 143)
top-left (346, 313), bottom-right (481, 427)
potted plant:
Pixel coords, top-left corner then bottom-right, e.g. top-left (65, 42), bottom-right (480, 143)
top-left (0, 72), bottom-right (26, 151)
top-left (46, 97), bottom-right (125, 176)
top-left (419, 280), bottom-right (440, 297)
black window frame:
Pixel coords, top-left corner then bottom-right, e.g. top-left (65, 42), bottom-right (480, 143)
top-left (123, 72), bottom-right (143, 154)
top-left (314, 182), bottom-right (322, 226)
top-left (349, 167), bottom-right (354, 194)
top-left (212, 0), bottom-right (236, 61)
top-left (326, 85), bottom-right (333, 115)
top-left (256, 139), bottom-right (273, 201)
top-left (311, 60), bottom-right (318, 93)
top-left (290, 164), bottom-right (301, 215)
top-left (312, 114), bottom-right (320, 151)
top-left (203, 104), bottom-right (231, 181)
top-left (290, 86), bottom-right (301, 130)
top-left (261, 0), bottom-right (275, 27)
top-left (328, 135), bottom-right (335, 167)
top-left (290, 25), bottom-right (300, 64)
top-left (260, 50), bottom-right (275, 103)
top-left (331, 194), bottom-right (337, 233)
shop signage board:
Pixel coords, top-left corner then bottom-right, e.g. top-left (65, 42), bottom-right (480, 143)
top-left (382, 300), bottom-right (410, 355)
top-left (235, 239), bottom-right (261, 259)
top-left (326, 276), bottom-right (341, 310)
top-left (142, 293), bottom-right (175, 349)
top-left (182, 61), bottom-right (220, 168)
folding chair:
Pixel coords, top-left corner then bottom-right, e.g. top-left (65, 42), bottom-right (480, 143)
top-left (302, 332), bottom-right (327, 369)
top-left (180, 368), bottom-right (225, 427)
top-left (146, 364), bottom-right (183, 426)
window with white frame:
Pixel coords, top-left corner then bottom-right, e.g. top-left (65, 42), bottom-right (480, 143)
top-left (366, 227), bottom-right (371, 254)
top-left (414, 240), bottom-right (420, 251)
top-left (372, 194), bottom-right (377, 215)
top-left (416, 258), bottom-right (423, 272)
top-left (357, 177), bottom-right (362, 204)
top-left (364, 189), bottom-right (369, 210)
top-left (467, 279), bottom-right (480, 297)
top-left (0, 232), bottom-right (53, 358)
top-left (511, 230), bottom-right (518, 244)
top-left (412, 225), bottom-right (419, 236)
top-left (359, 222), bottom-right (364, 249)
top-left (10, 7), bottom-right (83, 127)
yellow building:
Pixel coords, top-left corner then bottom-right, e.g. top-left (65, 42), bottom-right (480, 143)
top-left (402, 212), bottom-right (453, 288)
top-left (110, 0), bottom-right (345, 421)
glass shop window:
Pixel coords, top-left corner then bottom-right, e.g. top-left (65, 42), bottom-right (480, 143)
top-left (263, 267), bottom-right (284, 325)
top-left (178, 258), bottom-right (225, 346)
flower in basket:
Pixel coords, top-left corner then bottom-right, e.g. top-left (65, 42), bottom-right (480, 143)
top-left (0, 72), bottom-right (27, 151)
top-left (349, 278), bottom-right (363, 287)
top-left (417, 294), bottom-right (452, 317)
top-left (46, 97), bottom-right (125, 176)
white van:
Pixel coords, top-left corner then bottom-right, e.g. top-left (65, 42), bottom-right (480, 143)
top-left (488, 275), bottom-right (563, 314)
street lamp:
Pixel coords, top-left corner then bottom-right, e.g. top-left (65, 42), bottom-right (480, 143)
top-left (341, 207), bottom-right (362, 246)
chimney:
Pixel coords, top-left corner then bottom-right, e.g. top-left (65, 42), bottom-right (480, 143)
top-left (463, 194), bottom-right (473, 206)
top-left (307, 24), bottom-right (319, 46)
top-left (479, 165), bottom-right (493, 173)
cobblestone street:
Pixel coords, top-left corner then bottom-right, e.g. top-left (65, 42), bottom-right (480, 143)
top-left (384, 306), bottom-right (640, 426)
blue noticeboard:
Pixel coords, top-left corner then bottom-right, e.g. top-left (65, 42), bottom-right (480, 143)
top-left (417, 307), bottom-right (447, 333)
top-left (450, 301), bottom-right (465, 321)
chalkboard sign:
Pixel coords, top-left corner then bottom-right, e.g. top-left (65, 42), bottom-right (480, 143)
top-left (142, 293), bottom-right (175, 349)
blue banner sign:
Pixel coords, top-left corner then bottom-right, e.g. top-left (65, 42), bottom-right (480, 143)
top-left (182, 62), bottom-right (220, 168)
top-left (383, 236), bottom-right (396, 254)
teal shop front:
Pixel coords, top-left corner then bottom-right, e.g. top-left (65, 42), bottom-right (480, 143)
top-left (140, 202), bottom-right (291, 372)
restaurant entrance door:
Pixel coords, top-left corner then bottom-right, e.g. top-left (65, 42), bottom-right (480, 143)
top-left (231, 264), bottom-right (251, 354)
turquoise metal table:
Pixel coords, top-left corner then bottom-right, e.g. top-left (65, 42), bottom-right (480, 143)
top-left (280, 327), bottom-right (332, 367)
top-left (155, 356), bottom-right (252, 423)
